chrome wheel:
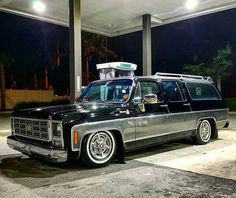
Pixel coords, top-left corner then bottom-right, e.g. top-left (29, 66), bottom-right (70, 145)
top-left (86, 131), bottom-right (116, 164)
top-left (199, 120), bottom-right (211, 142)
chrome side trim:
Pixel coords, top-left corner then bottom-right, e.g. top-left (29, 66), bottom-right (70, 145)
top-left (197, 117), bottom-right (217, 125)
top-left (72, 108), bottom-right (227, 128)
top-left (71, 108), bottom-right (228, 127)
top-left (127, 120), bottom-right (228, 143)
top-left (173, 108), bottom-right (228, 116)
top-left (70, 108), bottom-right (228, 152)
top-left (7, 137), bottom-right (67, 163)
top-left (135, 128), bottom-right (196, 141)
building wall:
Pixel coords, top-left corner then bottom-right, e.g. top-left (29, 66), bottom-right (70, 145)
top-left (1, 89), bottom-right (69, 109)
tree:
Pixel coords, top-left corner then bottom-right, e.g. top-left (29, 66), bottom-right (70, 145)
top-left (50, 34), bottom-right (119, 94)
top-left (0, 52), bottom-right (14, 109)
top-left (184, 44), bottom-right (233, 91)
top-left (211, 44), bottom-right (233, 91)
top-left (82, 32), bottom-right (117, 85)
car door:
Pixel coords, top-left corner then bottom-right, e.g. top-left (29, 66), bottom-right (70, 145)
top-left (133, 80), bottom-right (170, 141)
top-left (161, 80), bottom-right (193, 134)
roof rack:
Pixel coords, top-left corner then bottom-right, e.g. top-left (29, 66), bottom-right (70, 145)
top-left (155, 72), bottom-right (213, 82)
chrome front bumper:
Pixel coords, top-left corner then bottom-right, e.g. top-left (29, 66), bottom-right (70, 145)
top-left (7, 136), bottom-right (68, 163)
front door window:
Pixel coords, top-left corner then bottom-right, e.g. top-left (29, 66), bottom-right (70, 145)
top-left (134, 81), bottom-right (164, 113)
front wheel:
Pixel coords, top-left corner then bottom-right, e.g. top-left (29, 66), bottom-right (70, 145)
top-left (80, 131), bottom-right (117, 167)
top-left (192, 120), bottom-right (212, 145)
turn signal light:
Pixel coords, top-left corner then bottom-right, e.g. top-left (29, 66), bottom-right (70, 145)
top-left (74, 131), bottom-right (79, 145)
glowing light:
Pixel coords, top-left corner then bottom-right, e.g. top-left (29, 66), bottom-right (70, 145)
top-left (92, 105), bottom-right (98, 110)
top-left (185, 0), bottom-right (198, 9)
top-left (33, 1), bottom-right (46, 13)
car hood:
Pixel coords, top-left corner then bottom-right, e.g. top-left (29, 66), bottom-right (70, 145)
top-left (11, 102), bottom-right (129, 124)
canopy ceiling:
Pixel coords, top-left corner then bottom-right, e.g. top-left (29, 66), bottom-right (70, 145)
top-left (0, 0), bottom-right (236, 37)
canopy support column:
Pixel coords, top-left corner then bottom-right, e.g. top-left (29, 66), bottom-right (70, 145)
top-left (69, 0), bottom-right (82, 102)
top-left (142, 14), bottom-right (152, 76)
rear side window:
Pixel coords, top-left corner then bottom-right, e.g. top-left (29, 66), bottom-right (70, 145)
top-left (162, 81), bottom-right (184, 102)
top-left (186, 82), bottom-right (221, 100)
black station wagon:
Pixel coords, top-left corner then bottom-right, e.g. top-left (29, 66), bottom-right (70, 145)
top-left (7, 73), bottom-right (229, 167)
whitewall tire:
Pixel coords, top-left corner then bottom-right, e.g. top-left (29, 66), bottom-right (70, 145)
top-left (81, 131), bottom-right (116, 167)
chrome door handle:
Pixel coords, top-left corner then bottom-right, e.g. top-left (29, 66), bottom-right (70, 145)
top-left (160, 104), bottom-right (168, 108)
top-left (183, 103), bottom-right (191, 106)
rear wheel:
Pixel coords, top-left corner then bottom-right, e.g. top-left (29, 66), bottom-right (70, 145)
top-left (193, 120), bottom-right (212, 145)
top-left (211, 126), bottom-right (218, 140)
top-left (80, 131), bottom-right (116, 167)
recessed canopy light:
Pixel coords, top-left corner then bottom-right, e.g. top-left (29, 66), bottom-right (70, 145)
top-left (33, 0), bottom-right (46, 13)
top-left (185, 0), bottom-right (198, 9)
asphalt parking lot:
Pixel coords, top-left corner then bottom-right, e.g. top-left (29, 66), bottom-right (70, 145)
top-left (1, 113), bottom-right (236, 198)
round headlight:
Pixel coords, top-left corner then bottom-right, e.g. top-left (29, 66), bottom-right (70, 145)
top-left (52, 123), bottom-right (62, 137)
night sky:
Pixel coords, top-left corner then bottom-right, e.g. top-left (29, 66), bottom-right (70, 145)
top-left (108, 8), bottom-right (236, 75)
top-left (0, 11), bottom-right (69, 93)
top-left (0, 12), bottom-right (68, 63)
top-left (0, 8), bottom-right (236, 96)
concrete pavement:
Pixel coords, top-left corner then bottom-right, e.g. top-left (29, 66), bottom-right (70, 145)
top-left (0, 111), bottom-right (11, 134)
top-left (1, 112), bottom-right (236, 197)
top-left (128, 129), bottom-right (236, 180)
top-left (1, 133), bottom-right (236, 198)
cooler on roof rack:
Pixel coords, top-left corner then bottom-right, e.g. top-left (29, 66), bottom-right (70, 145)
top-left (96, 62), bottom-right (137, 80)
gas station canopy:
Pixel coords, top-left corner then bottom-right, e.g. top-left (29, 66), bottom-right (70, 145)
top-left (0, 0), bottom-right (236, 37)
top-left (1, 0), bottom-right (236, 99)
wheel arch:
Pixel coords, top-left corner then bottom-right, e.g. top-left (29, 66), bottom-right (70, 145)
top-left (78, 128), bottom-right (125, 162)
top-left (109, 129), bottom-right (126, 163)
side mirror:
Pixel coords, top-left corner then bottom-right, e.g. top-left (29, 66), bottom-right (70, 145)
top-left (143, 94), bottom-right (158, 104)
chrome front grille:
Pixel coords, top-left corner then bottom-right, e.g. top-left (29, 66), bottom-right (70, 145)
top-left (12, 117), bottom-right (50, 141)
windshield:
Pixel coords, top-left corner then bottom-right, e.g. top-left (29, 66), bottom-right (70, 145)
top-left (77, 79), bottom-right (133, 103)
